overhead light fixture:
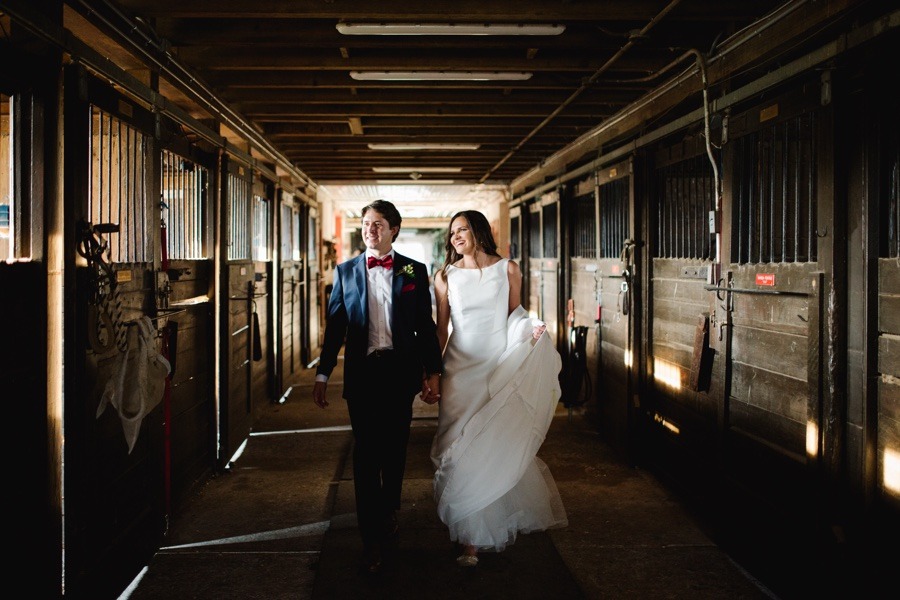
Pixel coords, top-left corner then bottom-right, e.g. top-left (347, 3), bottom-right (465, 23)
top-left (372, 167), bottom-right (462, 173)
top-left (336, 23), bottom-right (565, 36)
top-left (350, 71), bottom-right (532, 81)
top-left (376, 179), bottom-right (456, 185)
top-left (368, 143), bottom-right (481, 151)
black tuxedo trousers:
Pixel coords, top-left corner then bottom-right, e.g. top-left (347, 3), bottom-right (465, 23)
top-left (345, 349), bottom-right (415, 546)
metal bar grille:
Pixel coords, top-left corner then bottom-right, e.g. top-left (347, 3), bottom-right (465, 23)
top-left (252, 195), bottom-right (271, 262)
top-left (732, 112), bottom-right (817, 264)
top-left (542, 202), bottom-right (558, 258)
top-left (161, 150), bottom-right (209, 259)
top-left (572, 191), bottom-right (596, 258)
top-left (291, 209), bottom-right (301, 261)
top-left (0, 93), bottom-right (13, 261)
top-left (88, 106), bottom-right (150, 263)
top-left (279, 203), bottom-right (292, 261)
top-left (884, 116), bottom-right (900, 258)
top-left (307, 213), bottom-right (317, 261)
top-left (655, 154), bottom-right (715, 259)
top-left (600, 178), bottom-right (629, 258)
top-left (509, 214), bottom-right (520, 259)
top-left (528, 206), bottom-right (541, 258)
top-left (227, 172), bottom-right (251, 260)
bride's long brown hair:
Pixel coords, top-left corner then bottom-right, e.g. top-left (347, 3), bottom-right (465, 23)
top-left (440, 210), bottom-right (500, 278)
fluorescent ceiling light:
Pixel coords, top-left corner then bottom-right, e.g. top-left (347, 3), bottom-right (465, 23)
top-left (368, 143), bottom-right (481, 151)
top-left (350, 71), bottom-right (532, 81)
top-left (372, 167), bottom-right (462, 173)
top-left (376, 179), bottom-right (456, 185)
top-left (336, 23), bottom-right (565, 36)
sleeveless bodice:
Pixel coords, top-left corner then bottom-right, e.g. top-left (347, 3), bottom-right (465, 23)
top-left (446, 259), bottom-right (509, 336)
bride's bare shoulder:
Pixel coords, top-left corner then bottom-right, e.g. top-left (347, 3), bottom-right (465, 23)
top-left (432, 269), bottom-right (448, 292)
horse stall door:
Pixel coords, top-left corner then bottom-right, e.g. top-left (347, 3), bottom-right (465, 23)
top-left (305, 204), bottom-right (322, 364)
top-left (221, 162), bottom-right (255, 467)
top-left (717, 93), bottom-right (826, 571)
top-left (66, 71), bottom-right (169, 598)
top-left (279, 200), bottom-right (304, 393)
top-left (526, 192), bottom-right (560, 335)
top-left (641, 146), bottom-right (719, 490)
top-left (526, 201), bottom-right (542, 315)
top-left (875, 184), bottom-right (900, 517)
top-left (566, 175), bottom-right (601, 416)
top-left (2, 69), bottom-right (62, 599)
top-left (250, 182), bottom-right (274, 415)
top-left (594, 166), bottom-right (635, 450)
top-left (158, 147), bottom-right (217, 514)
top-left (542, 198), bottom-right (560, 346)
top-left (842, 63), bottom-right (900, 535)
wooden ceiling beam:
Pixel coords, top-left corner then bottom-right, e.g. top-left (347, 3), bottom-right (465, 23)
top-left (263, 122), bottom-right (593, 135)
top-left (155, 20), bottom-right (633, 49)
top-left (223, 88), bottom-right (645, 104)
top-left (119, 0), bottom-right (771, 22)
top-left (173, 47), bottom-right (666, 72)
top-left (242, 105), bottom-right (614, 118)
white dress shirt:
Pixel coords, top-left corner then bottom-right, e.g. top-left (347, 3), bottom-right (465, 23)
top-left (366, 250), bottom-right (395, 354)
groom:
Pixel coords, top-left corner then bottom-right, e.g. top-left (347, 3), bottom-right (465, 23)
top-left (313, 199), bottom-right (443, 575)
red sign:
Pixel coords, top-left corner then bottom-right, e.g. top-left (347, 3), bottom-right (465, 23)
top-left (755, 273), bottom-right (775, 286)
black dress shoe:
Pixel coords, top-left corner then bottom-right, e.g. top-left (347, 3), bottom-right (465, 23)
top-left (384, 512), bottom-right (399, 539)
top-left (361, 546), bottom-right (383, 575)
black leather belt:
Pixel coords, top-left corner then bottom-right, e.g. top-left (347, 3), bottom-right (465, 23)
top-left (368, 348), bottom-right (394, 358)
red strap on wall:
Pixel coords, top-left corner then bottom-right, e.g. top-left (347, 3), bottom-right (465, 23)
top-left (161, 324), bottom-right (173, 520)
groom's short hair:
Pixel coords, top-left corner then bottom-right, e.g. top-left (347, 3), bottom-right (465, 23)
top-left (362, 199), bottom-right (402, 241)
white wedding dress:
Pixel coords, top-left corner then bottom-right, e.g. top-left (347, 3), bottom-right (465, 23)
top-left (431, 258), bottom-right (568, 552)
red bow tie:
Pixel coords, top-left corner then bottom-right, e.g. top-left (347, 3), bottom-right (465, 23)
top-left (367, 255), bottom-right (393, 270)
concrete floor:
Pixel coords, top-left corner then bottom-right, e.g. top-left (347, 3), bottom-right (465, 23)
top-left (120, 361), bottom-right (784, 600)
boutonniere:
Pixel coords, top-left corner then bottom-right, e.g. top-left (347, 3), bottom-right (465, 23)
top-left (397, 263), bottom-right (415, 280)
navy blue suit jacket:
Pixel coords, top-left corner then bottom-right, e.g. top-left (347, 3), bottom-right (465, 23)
top-left (316, 251), bottom-right (443, 400)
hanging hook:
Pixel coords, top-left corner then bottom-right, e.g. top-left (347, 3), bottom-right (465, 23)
top-left (714, 278), bottom-right (726, 301)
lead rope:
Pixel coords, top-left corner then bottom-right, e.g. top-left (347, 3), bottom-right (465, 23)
top-left (104, 285), bottom-right (128, 352)
top-left (78, 222), bottom-right (128, 353)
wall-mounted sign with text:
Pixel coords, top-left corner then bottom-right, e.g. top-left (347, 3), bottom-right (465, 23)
top-left (755, 273), bottom-right (775, 286)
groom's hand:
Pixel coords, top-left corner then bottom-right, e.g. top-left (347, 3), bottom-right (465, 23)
top-left (421, 373), bottom-right (441, 404)
top-left (313, 381), bottom-right (329, 408)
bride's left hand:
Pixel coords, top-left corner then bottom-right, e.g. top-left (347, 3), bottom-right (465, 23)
top-left (421, 373), bottom-right (442, 404)
top-left (532, 322), bottom-right (546, 340)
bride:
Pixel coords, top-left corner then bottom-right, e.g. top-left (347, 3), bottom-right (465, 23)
top-left (424, 210), bottom-right (568, 567)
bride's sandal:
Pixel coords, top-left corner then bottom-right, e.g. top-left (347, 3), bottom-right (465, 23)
top-left (456, 545), bottom-right (478, 567)
top-left (456, 554), bottom-right (479, 567)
